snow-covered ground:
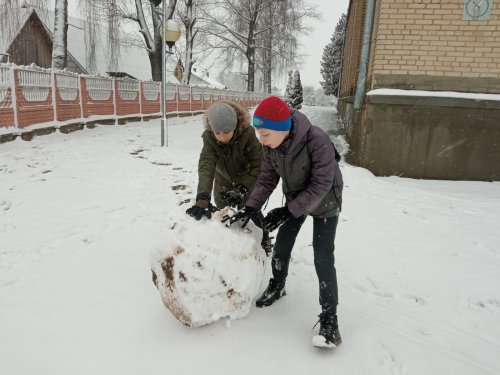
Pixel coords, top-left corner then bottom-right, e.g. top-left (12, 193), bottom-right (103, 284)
top-left (1, 106), bottom-right (499, 374)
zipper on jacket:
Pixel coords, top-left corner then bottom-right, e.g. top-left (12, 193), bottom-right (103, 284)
top-left (282, 155), bottom-right (290, 193)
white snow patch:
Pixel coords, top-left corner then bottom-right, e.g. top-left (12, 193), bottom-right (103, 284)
top-left (367, 88), bottom-right (500, 101)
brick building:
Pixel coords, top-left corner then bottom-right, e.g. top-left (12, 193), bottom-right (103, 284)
top-left (339, 0), bottom-right (500, 181)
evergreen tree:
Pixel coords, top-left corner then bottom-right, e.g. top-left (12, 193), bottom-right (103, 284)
top-left (320, 13), bottom-right (346, 96)
top-left (284, 69), bottom-right (294, 104)
top-left (285, 69), bottom-right (303, 109)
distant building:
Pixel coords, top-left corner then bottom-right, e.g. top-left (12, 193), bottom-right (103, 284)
top-left (1, 9), bottom-right (87, 74)
top-left (173, 60), bottom-right (226, 89)
top-left (107, 72), bottom-right (138, 80)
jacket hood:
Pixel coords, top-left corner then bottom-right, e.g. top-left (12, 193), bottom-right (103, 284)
top-left (204, 100), bottom-right (251, 132)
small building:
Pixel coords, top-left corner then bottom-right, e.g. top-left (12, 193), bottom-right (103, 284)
top-left (338, 0), bottom-right (500, 181)
top-left (173, 60), bottom-right (226, 89)
top-left (1, 9), bottom-right (87, 74)
top-left (107, 72), bottom-right (138, 80)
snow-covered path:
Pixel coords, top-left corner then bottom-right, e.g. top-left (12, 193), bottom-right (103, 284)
top-left (1, 106), bottom-right (500, 375)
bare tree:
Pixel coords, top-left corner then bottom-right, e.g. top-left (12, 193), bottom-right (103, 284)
top-left (80, 0), bottom-right (100, 74)
top-left (200, 0), bottom-right (316, 92)
top-left (178, 0), bottom-right (198, 84)
top-left (52, 0), bottom-right (68, 69)
top-left (81, 0), bottom-right (177, 81)
top-left (127, 0), bottom-right (178, 81)
top-left (107, 0), bottom-right (121, 71)
top-left (255, 0), bottom-right (314, 94)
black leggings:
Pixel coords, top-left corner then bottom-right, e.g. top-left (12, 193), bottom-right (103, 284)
top-left (272, 215), bottom-right (339, 312)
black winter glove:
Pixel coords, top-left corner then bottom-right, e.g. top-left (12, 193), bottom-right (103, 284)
top-left (222, 206), bottom-right (263, 229)
top-left (220, 184), bottom-right (248, 207)
top-left (262, 206), bottom-right (293, 232)
top-left (186, 193), bottom-right (218, 221)
top-left (186, 205), bottom-right (211, 220)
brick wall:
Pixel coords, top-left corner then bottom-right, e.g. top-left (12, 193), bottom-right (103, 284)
top-left (339, 0), bottom-right (367, 99)
top-left (370, 0), bottom-right (500, 91)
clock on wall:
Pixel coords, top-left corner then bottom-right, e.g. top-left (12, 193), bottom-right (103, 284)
top-left (463, 0), bottom-right (493, 20)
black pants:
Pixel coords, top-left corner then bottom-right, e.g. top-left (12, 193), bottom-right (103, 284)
top-left (272, 215), bottom-right (339, 312)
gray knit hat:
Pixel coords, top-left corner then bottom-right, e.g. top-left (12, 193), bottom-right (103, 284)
top-left (207, 103), bottom-right (238, 132)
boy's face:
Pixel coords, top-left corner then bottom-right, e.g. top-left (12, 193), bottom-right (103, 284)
top-left (214, 130), bottom-right (234, 144)
top-left (256, 128), bottom-right (289, 149)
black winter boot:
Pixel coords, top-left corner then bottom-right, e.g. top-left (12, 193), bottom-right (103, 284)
top-left (255, 278), bottom-right (286, 307)
top-left (312, 310), bottom-right (342, 348)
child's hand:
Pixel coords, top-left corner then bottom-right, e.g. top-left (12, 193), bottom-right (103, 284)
top-left (263, 207), bottom-right (293, 231)
top-left (220, 184), bottom-right (248, 207)
top-left (186, 204), bottom-right (213, 220)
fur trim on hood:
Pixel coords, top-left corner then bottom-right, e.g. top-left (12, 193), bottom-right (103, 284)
top-left (204, 100), bottom-right (251, 131)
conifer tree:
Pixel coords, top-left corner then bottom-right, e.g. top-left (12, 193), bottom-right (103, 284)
top-left (320, 13), bottom-right (346, 96)
top-left (285, 69), bottom-right (303, 109)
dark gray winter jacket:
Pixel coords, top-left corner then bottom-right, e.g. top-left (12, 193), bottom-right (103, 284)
top-left (246, 110), bottom-right (343, 218)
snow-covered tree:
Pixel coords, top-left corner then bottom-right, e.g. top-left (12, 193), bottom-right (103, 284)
top-left (284, 69), bottom-right (293, 102)
top-left (309, 92), bottom-right (316, 106)
top-left (302, 85), bottom-right (316, 106)
top-left (178, 0), bottom-right (198, 85)
top-left (285, 69), bottom-right (303, 109)
top-left (52, 0), bottom-right (68, 69)
top-left (200, 0), bottom-right (316, 92)
top-left (81, 0), bottom-right (178, 81)
top-left (255, 0), bottom-right (316, 94)
top-left (320, 13), bottom-right (346, 96)
top-left (107, 0), bottom-right (120, 72)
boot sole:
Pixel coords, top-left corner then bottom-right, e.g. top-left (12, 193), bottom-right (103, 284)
top-left (312, 335), bottom-right (341, 349)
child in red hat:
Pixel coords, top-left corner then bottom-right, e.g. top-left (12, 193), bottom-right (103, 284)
top-left (225, 96), bottom-right (344, 348)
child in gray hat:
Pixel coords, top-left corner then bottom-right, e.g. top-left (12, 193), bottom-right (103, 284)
top-left (185, 101), bottom-right (272, 254)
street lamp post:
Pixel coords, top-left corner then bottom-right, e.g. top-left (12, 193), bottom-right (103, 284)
top-left (161, 9), bottom-right (181, 147)
top-left (160, 5), bottom-right (181, 147)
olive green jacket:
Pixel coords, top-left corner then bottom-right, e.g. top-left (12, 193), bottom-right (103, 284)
top-left (197, 101), bottom-right (262, 206)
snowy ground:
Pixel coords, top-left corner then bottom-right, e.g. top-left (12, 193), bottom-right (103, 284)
top-left (1, 106), bottom-right (500, 375)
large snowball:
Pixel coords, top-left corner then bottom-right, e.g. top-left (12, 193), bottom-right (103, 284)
top-left (151, 208), bottom-right (267, 327)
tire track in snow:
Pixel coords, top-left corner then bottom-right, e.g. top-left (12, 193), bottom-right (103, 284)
top-left (340, 286), bottom-right (500, 375)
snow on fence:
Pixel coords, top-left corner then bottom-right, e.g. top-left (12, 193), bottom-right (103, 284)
top-left (142, 81), bottom-right (161, 114)
top-left (16, 68), bottom-right (54, 128)
top-left (116, 78), bottom-right (140, 116)
top-left (55, 72), bottom-right (81, 121)
top-left (0, 67), bottom-right (11, 107)
top-left (191, 87), bottom-right (203, 111)
top-left (82, 77), bottom-right (114, 117)
top-left (55, 73), bottom-right (79, 101)
top-left (143, 81), bottom-right (160, 101)
top-left (0, 66), bottom-right (14, 128)
top-left (86, 77), bottom-right (113, 101)
top-left (165, 84), bottom-right (178, 113)
top-left (0, 65), bottom-right (266, 131)
top-left (178, 85), bottom-right (191, 112)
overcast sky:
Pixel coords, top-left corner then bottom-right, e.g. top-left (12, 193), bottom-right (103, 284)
top-left (298, 0), bottom-right (350, 89)
top-left (61, 0), bottom-right (351, 91)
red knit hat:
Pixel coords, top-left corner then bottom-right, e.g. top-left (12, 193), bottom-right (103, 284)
top-left (253, 96), bottom-right (291, 131)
